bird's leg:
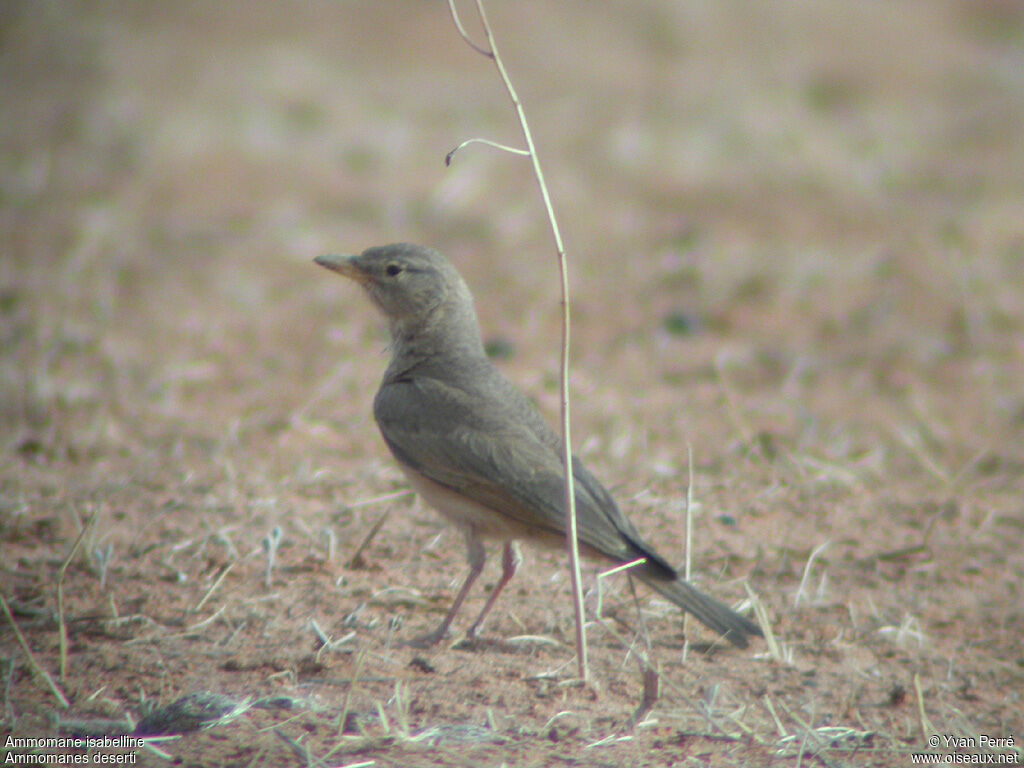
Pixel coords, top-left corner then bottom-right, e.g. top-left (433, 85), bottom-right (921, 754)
top-left (408, 530), bottom-right (487, 647)
top-left (465, 541), bottom-right (522, 639)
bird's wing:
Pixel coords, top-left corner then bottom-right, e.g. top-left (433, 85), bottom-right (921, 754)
top-left (373, 374), bottom-right (672, 573)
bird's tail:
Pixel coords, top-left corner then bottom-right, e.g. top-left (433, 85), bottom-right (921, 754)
top-left (638, 570), bottom-right (761, 649)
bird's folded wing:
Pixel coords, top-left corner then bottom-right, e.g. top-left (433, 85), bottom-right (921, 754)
top-left (374, 376), bottom-right (661, 567)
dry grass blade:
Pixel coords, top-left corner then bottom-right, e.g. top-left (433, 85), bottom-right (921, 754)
top-left (914, 673), bottom-right (938, 741)
top-left (57, 511), bottom-right (97, 682)
top-left (348, 509), bottom-right (392, 568)
top-left (683, 443), bottom-right (694, 662)
top-left (745, 583), bottom-right (784, 663)
top-left (1, 656), bottom-right (14, 723)
top-left (338, 650), bottom-right (367, 738)
top-left (793, 540), bottom-right (830, 608)
top-left (0, 595), bottom-right (69, 709)
top-left (193, 562), bottom-right (234, 613)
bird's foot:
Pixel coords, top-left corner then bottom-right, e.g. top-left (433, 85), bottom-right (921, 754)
top-left (402, 626), bottom-right (450, 649)
top-left (450, 627), bottom-right (490, 650)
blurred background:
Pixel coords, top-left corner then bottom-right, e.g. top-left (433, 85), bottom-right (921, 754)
top-left (3, 1), bottom-right (1021, 466)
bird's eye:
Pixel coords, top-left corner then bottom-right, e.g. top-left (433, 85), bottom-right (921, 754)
top-left (385, 263), bottom-right (402, 277)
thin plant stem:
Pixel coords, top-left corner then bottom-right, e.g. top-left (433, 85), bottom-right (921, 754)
top-left (446, 0), bottom-right (587, 681)
top-left (683, 443), bottom-right (694, 663)
top-left (1, 595), bottom-right (69, 708)
top-left (58, 511), bottom-right (96, 683)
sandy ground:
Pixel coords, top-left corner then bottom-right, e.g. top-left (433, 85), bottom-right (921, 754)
top-left (2, 1), bottom-right (1023, 765)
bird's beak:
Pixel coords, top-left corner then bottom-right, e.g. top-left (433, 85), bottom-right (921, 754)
top-left (314, 254), bottom-right (372, 285)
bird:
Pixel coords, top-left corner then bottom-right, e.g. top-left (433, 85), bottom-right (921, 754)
top-left (314, 243), bottom-right (761, 648)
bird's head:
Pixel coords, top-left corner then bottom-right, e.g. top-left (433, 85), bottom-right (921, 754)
top-left (315, 243), bottom-right (483, 353)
